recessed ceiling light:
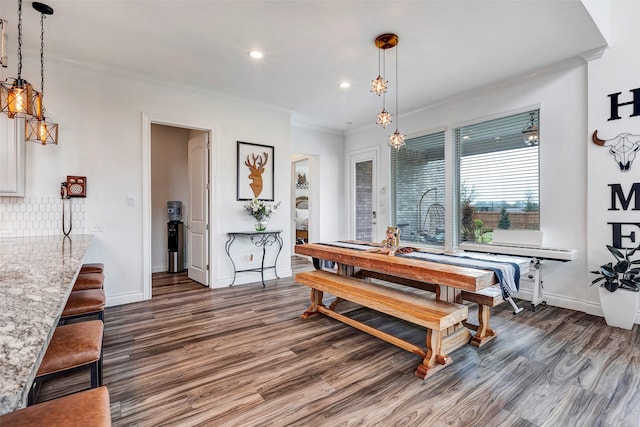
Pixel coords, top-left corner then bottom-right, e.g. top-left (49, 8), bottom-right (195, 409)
top-left (249, 51), bottom-right (263, 59)
top-left (339, 82), bottom-right (351, 88)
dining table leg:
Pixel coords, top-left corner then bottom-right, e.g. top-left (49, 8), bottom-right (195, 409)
top-left (468, 304), bottom-right (496, 347)
top-left (438, 284), bottom-right (472, 353)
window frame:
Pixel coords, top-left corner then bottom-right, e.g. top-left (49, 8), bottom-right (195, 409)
top-left (453, 109), bottom-right (541, 245)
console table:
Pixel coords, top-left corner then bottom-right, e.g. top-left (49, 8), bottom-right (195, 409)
top-left (225, 230), bottom-right (283, 287)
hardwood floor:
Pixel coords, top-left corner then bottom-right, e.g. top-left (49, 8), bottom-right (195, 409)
top-left (38, 257), bottom-right (640, 426)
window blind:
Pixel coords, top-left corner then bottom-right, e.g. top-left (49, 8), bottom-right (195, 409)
top-left (455, 110), bottom-right (540, 241)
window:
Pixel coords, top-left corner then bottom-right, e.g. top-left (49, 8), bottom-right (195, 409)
top-left (454, 110), bottom-right (540, 244)
top-left (391, 131), bottom-right (445, 246)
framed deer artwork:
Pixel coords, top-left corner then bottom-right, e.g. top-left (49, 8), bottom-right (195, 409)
top-left (237, 141), bottom-right (275, 201)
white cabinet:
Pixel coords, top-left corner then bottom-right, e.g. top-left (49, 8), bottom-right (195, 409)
top-left (0, 115), bottom-right (25, 197)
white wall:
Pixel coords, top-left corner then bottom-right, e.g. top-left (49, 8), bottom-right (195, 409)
top-left (345, 66), bottom-right (589, 312)
top-left (291, 126), bottom-right (346, 243)
top-left (150, 124), bottom-right (189, 272)
top-left (587, 0), bottom-right (640, 319)
top-left (0, 55), bottom-right (292, 305)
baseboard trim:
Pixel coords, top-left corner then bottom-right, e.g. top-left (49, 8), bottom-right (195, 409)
top-left (107, 292), bottom-right (145, 307)
top-left (215, 268), bottom-right (293, 288)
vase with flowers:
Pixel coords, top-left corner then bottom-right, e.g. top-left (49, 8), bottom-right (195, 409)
top-left (244, 198), bottom-right (281, 231)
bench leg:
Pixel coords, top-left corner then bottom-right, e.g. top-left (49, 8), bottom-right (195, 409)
top-left (301, 289), bottom-right (325, 319)
top-left (415, 329), bottom-right (452, 379)
top-left (468, 304), bottom-right (497, 347)
top-left (327, 297), bottom-right (344, 311)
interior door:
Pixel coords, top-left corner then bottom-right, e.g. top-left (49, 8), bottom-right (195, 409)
top-left (187, 132), bottom-right (209, 286)
top-left (350, 150), bottom-right (378, 242)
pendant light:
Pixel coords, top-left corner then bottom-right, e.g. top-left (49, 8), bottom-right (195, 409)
top-left (372, 33), bottom-right (405, 150)
top-left (372, 34), bottom-right (395, 129)
top-left (25, 2), bottom-right (57, 145)
top-left (388, 42), bottom-right (405, 151)
top-left (0, 0), bottom-right (35, 118)
top-left (522, 112), bottom-right (539, 146)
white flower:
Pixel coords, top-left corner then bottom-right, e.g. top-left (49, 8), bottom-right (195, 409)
top-left (243, 199), bottom-right (280, 221)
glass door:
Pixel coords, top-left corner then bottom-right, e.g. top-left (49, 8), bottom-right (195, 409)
top-left (350, 149), bottom-right (378, 242)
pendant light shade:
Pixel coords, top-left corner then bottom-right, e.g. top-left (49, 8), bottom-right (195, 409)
top-left (25, 2), bottom-right (58, 145)
top-left (1, 78), bottom-right (34, 118)
top-left (1, 0), bottom-right (35, 118)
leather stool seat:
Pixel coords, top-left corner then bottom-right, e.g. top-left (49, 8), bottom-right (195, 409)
top-left (30, 321), bottom-right (104, 405)
top-left (61, 289), bottom-right (105, 321)
top-left (79, 263), bottom-right (104, 274)
top-left (1, 387), bottom-right (111, 427)
top-left (73, 272), bottom-right (104, 291)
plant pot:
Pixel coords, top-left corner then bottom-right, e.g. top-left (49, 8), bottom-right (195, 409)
top-left (598, 287), bottom-right (639, 330)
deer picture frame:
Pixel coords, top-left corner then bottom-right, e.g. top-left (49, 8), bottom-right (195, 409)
top-left (237, 141), bottom-right (275, 201)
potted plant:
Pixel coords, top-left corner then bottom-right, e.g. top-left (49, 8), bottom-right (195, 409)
top-left (590, 244), bottom-right (640, 329)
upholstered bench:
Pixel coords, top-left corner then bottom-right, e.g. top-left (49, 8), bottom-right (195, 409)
top-left (79, 263), bottom-right (104, 275)
top-left (61, 289), bottom-right (105, 322)
top-left (73, 272), bottom-right (105, 291)
top-left (3, 387), bottom-right (111, 426)
top-left (29, 320), bottom-right (104, 405)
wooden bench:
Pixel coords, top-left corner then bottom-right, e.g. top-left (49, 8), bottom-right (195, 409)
top-left (295, 270), bottom-right (468, 379)
top-left (354, 270), bottom-right (503, 347)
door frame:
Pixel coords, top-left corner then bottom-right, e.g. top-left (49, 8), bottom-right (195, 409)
top-left (348, 147), bottom-right (379, 242)
top-left (142, 113), bottom-right (214, 300)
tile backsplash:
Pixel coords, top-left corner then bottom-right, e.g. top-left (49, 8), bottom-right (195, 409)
top-left (0, 197), bottom-right (86, 237)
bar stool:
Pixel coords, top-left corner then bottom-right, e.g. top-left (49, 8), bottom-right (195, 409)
top-left (61, 289), bottom-right (105, 322)
top-left (29, 321), bottom-right (104, 405)
top-left (79, 263), bottom-right (104, 275)
top-left (72, 272), bottom-right (104, 291)
top-left (1, 387), bottom-right (111, 426)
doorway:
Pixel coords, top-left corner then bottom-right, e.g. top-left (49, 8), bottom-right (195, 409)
top-left (143, 114), bottom-right (212, 300)
top-left (292, 157), bottom-right (310, 247)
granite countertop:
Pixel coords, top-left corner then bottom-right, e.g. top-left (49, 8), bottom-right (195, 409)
top-left (0, 234), bottom-right (94, 415)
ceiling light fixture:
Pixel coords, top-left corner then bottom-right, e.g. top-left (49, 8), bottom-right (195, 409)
top-left (0, 0), bottom-right (35, 118)
top-left (522, 112), bottom-right (539, 146)
top-left (339, 82), bottom-right (350, 88)
top-left (25, 1), bottom-right (57, 145)
top-left (372, 33), bottom-right (404, 150)
top-left (249, 51), bottom-right (263, 59)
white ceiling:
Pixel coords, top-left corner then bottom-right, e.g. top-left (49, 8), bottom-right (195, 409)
top-left (0, 0), bottom-right (607, 133)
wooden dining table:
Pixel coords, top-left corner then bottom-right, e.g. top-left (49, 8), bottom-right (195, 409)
top-left (295, 241), bottom-right (528, 356)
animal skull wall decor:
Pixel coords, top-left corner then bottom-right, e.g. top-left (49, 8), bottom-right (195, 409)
top-left (592, 130), bottom-right (640, 172)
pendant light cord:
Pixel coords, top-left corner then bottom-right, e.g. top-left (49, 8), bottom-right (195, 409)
top-left (39, 12), bottom-right (46, 117)
top-left (382, 47), bottom-right (386, 110)
top-left (395, 44), bottom-right (398, 131)
top-left (40, 14), bottom-right (44, 95)
top-left (16, 0), bottom-right (22, 79)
